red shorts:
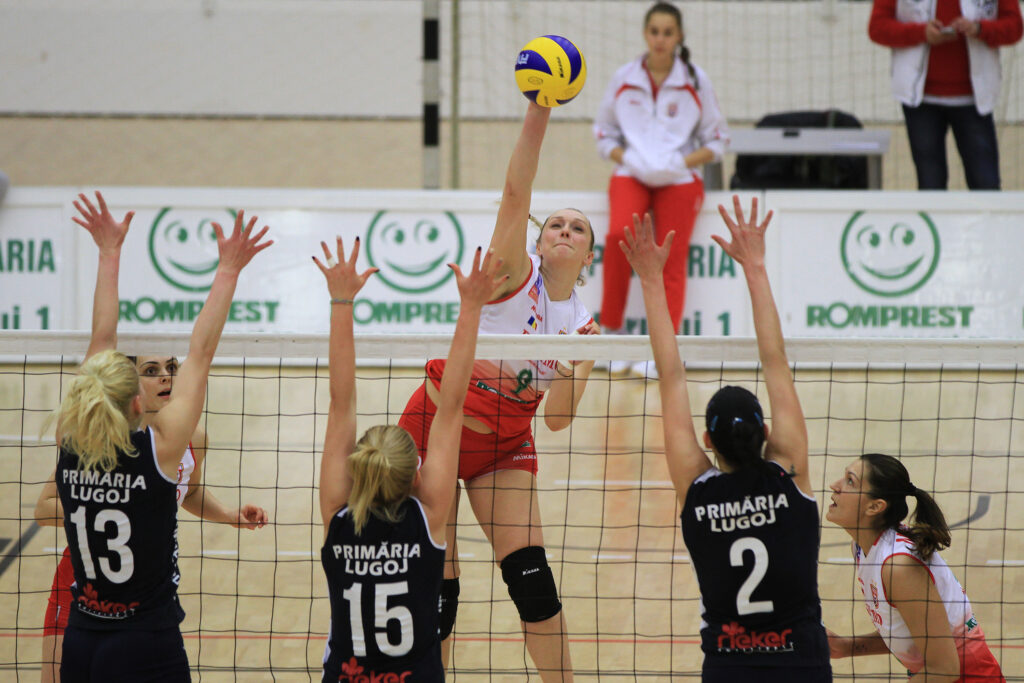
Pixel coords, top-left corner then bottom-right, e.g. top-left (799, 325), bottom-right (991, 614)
top-left (43, 547), bottom-right (73, 637)
top-left (399, 383), bottom-right (538, 482)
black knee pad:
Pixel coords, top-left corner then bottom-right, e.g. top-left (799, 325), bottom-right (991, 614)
top-left (500, 545), bottom-right (561, 623)
top-left (438, 577), bottom-right (460, 640)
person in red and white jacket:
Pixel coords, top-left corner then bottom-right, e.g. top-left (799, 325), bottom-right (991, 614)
top-left (594, 1), bottom-right (728, 370)
top-left (869, 0), bottom-right (1022, 190)
top-left (826, 454), bottom-right (1005, 683)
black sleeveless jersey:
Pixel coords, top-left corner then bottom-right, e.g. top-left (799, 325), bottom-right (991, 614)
top-left (321, 497), bottom-right (445, 682)
top-left (56, 427), bottom-right (184, 630)
top-left (681, 462), bottom-right (829, 668)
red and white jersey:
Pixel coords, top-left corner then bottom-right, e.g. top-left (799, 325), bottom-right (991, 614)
top-left (174, 443), bottom-right (195, 506)
top-left (853, 527), bottom-right (981, 673)
top-left (427, 255), bottom-right (592, 435)
top-left (594, 54), bottom-right (728, 187)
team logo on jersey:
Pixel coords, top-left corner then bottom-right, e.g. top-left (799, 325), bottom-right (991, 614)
top-left (75, 583), bottom-right (140, 620)
top-left (364, 211), bottom-right (465, 294)
top-left (527, 315), bottom-right (538, 330)
top-left (840, 211), bottom-right (940, 297)
top-left (528, 277), bottom-right (541, 303)
top-left (870, 583), bottom-right (879, 608)
top-left (338, 656), bottom-right (411, 682)
top-left (149, 208), bottom-right (233, 292)
top-left (716, 621), bottom-right (794, 653)
top-left (668, 102), bottom-right (678, 117)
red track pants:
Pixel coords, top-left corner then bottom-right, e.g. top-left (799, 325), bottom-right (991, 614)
top-left (600, 174), bottom-right (704, 332)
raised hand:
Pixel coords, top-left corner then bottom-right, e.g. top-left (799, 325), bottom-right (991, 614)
top-left (449, 247), bottom-right (509, 311)
top-left (72, 191), bottom-right (133, 255)
top-left (713, 195), bottom-right (773, 269)
top-left (312, 236), bottom-right (378, 301)
top-left (620, 212), bottom-right (675, 281)
top-left (211, 210), bottom-right (273, 276)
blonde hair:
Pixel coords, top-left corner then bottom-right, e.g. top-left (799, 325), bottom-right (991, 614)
top-left (55, 350), bottom-right (140, 472)
top-left (347, 425), bottom-right (419, 535)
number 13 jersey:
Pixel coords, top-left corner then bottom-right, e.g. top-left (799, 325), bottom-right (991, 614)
top-left (321, 497), bottom-right (446, 682)
top-left (56, 426), bottom-right (183, 630)
top-left (681, 461), bottom-right (830, 668)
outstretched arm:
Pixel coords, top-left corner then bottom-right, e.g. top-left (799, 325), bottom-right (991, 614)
top-left (313, 237), bottom-right (378, 528)
top-left (714, 196), bottom-right (811, 496)
top-left (419, 248), bottom-right (508, 538)
top-left (73, 192), bottom-right (133, 361)
top-left (622, 213), bottom-right (712, 504)
top-left (180, 428), bottom-right (268, 529)
top-left (152, 211), bottom-right (272, 479)
top-left (488, 102), bottom-right (552, 297)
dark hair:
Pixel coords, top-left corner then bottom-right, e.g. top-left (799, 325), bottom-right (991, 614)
top-left (860, 453), bottom-right (951, 561)
top-left (705, 386), bottom-right (767, 472)
top-left (644, 2), bottom-right (698, 88)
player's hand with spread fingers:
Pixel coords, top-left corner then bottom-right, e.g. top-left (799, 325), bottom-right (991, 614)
top-left (449, 247), bottom-right (509, 312)
top-left (313, 236), bottom-right (379, 302)
top-left (72, 191), bottom-right (133, 255)
top-left (713, 194), bottom-right (773, 270)
top-left (233, 503), bottom-right (270, 530)
top-left (620, 212), bottom-right (675, 282)
top-left (212, 210), bottom-right (273, 276)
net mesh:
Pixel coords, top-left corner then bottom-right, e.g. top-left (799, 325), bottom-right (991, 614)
top-left (1, 332), bottom-right (1021, 680)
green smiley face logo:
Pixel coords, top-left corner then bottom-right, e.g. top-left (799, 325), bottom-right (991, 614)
top-left (840, 211), bottom-right (940, 297)
top-left (149, 208), bottom-right (233, 292)
top-left (365, 211), bottom-right (465, 293)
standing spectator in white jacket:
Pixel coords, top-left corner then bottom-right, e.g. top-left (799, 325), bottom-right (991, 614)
top-left (594, 1), bottom-right (727, 373)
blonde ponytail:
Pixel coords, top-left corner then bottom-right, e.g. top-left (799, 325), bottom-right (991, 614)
top-left (347, 425), bottom-right (419, 535)
top-left (55, 350), bottom-right (140, 472)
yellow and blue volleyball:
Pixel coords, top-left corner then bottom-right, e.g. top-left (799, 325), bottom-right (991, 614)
top-left (514, 35), bottom-right (587, 108)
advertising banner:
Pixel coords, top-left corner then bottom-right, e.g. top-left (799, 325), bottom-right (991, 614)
top-left (2, 188), bottom-right (752, 337)
top-left (2, 188), bottom-right (1021, 339)
top-left (773, 192), bottom-right (1024, 338)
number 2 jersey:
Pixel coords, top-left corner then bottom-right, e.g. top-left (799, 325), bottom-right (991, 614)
top-left (320, 497), bottom-right (446, 682)
top-left (55, 427), bottom-right (184, 630)
top-left (681, 461), bottom-right (830, 668)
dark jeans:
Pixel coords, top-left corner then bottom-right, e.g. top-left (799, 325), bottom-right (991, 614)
top-left (902, 102), bottom-right (1001, 190)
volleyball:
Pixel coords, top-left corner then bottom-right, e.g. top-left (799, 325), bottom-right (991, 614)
top-left (514, 35), bottom-right (587, 108)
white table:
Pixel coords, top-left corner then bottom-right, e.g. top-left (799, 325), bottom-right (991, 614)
top-left (703, 128), bottom-right (892, 190)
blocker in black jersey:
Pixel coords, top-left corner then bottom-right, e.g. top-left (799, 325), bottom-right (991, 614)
top-left (321, 497), bottom-right (446, 683)
top-left (55, 426), bottom-right (184, 631)
top-left (681, 461), bottom-right (830, 669)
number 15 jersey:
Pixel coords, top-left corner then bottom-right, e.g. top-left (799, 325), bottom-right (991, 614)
top-left (681, 461), bottom-right (830, 669)
top-left (321, 497), bottom-right (446, 682)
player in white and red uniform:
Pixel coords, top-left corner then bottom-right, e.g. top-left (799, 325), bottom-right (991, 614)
top-left (35, 193), bottom-right (269, 683)
top-left (827, 453), bottom-right (1004, 682)
top-left (594, 2), bottom-right (728, 347)
top-left (400, 101), bottom-right (599, 680)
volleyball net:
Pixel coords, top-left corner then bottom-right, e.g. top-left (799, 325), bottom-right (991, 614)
top-left (1, 332), bottom-right (1021, 680)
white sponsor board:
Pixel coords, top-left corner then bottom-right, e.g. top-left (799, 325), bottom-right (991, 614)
top-left (0, 193), bottom-right (66, 331)
top-left (773, 192), bottom-right (1024, 338)
top-left (2, 188), bottom-right (1022, 339)
top-left (0, 187), bottom-right (752, 337)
